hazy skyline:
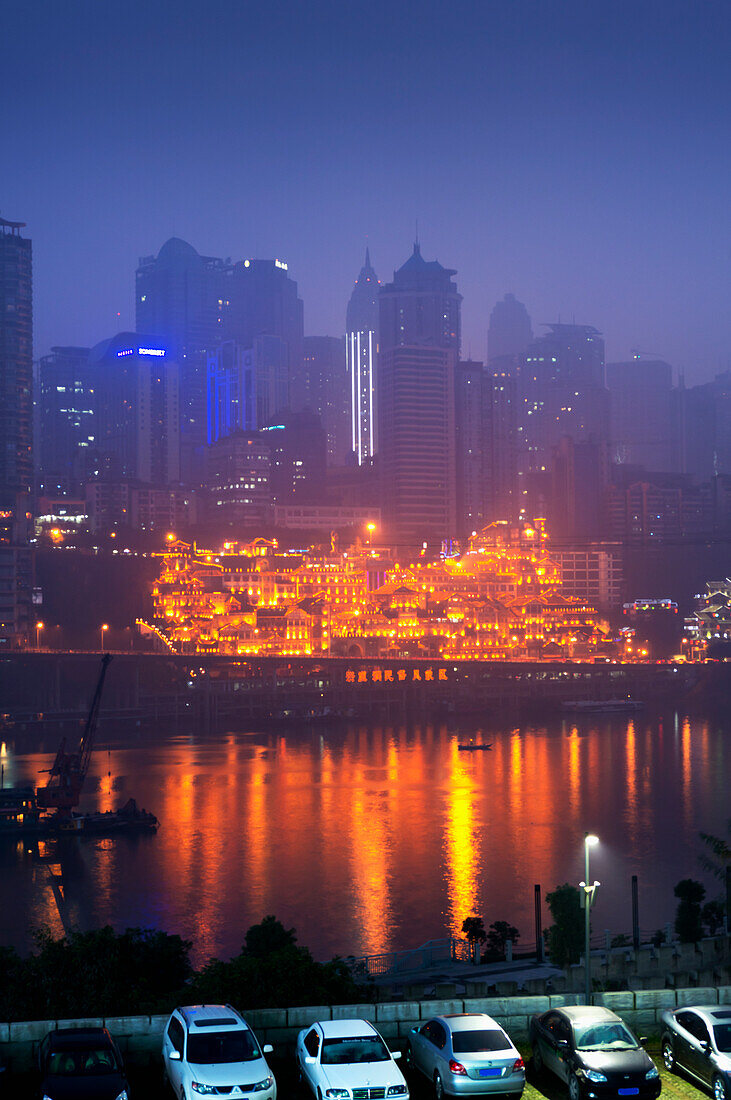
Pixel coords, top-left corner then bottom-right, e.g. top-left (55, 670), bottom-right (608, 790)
top-left (4, 0), bottom-right (730, 381)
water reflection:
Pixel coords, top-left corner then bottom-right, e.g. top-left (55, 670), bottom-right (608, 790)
top-left (0, 712), bottom-right (725, 967)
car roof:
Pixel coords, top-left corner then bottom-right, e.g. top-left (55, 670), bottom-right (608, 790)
top-left (678, 1006), bottom-right (731, 1022)
top-left (48, 1028), bottom-right (112, 1048)
top-left (437, 1013), bottom-right (505, 1031)
top-left (550, 1007), bottom-right (622, 1024)
top-left (177, 1005), bottom-right (247, 1030)
top-left (318, 1019), bottom-right (378, 1039)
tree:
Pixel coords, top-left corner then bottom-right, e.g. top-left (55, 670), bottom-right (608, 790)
top-left (191, 917), bottom-right (362, 1008)
top-left (674, 879), bottom-right (706, 943)
top-left (462, 917), bottom-right (487, 963)
top-left (699, 820), bottom-right (731, 880)
top-left (702, 899), bottom-right (724, 935)
top-left (545, 884), bottom-right (583, 968)
top-left (485, 920), bottom-right (520, 959)
top-left (244, 915), bottom-right (297, 957)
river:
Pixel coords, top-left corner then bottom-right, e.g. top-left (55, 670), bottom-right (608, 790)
top-left (0, 710), bottom-right (727, 967)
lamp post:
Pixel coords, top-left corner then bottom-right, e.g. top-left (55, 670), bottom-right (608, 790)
top-left (100, 623), bottom-right (108, 652)
top-left (366, 522), bottom-right (376, 549)
top-left (35, 621), bottom-right (44, 650)
top-left (580, 833), bottom-right (600, 1005)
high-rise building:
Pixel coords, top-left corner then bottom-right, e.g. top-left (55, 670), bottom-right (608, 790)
top-left (302, 336), bottom-right (349, 466)
top-left (345, 249), bottom-right (380, 464)
top-left (36, 346), bottom-right (95, 496)
top-left (517, 323), bottom-right (609, 522)
top-left (207, 336), bottom-right (289, 443)
top-left (0, 217), bottom-right (33, 505)
top-left (606, 356), bottom-right (674, 472)
top-left (223, 258), bottom-right (304, 410)
top-left (136, 238), bottom-right (230, 481)
top-left (683, 370), bottom-right (731, 481)
top-left (0, 216), bottom-right (34, 647)
top-left (207, 430), bottom-right (271, 526)
top-left (455, 359), bottom-right (490, 536)
top-left (378, 244), bottom-right (461, 544)
top-left (265, 410), bottom-right (327, 504)
top-left (88, 333), bottom-right (180, 485)
top-left (379, 242), bottom-right (461, 354)
top-left (487, 293), bottom-right (532, 363)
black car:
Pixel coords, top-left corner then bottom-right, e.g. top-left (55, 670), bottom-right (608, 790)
top-left (660, 1005), bottom-right (731, 1100)
top-left (38, 1027), bottom-right (129, 1100)
top-left (529, 1006), bottom-right (661, 1100)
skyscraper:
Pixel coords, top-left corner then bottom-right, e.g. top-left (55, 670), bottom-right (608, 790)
top-left (606, 356), bottom-right (674, 472)
top-left (487, 293), bottom-right (533, 363)
top-left (378, 244), bottom-right (461, 544)
top-left (345, 249), bottom-right (379, 464)
top-left (136, 238), bottom-right (229, 481)
top-left (517, 323), bottom-right (609, 525)
top-left (0, 215), bottom-right (33, 646)
top-left (302, 335), bottom-right (349, 466)
top-left (223, 258), bottom-right (304, 410)
top-left (36, 345), bottom-right (95, 496)
top-left (89, 333), bottom-right (180, 485)
top-left (0, 217), bottom-right (33, 505)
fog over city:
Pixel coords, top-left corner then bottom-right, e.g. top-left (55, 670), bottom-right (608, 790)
top-left (3, 0), bottom-right (730, 380)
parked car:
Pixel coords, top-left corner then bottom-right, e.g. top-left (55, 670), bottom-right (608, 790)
top-left (405, 1011), bottom-right (525, 1099)
top-left (296, 1018), bottom-right (408, 1099)
top-left (38, 1026), bottom-right (129, 1100)
top-left (162, 1004), bottom-right (276, 1100)
top-left (660, 1004), bottom-right (731, 1100)
top-left (529, 1006), bottom-right (661, 1100)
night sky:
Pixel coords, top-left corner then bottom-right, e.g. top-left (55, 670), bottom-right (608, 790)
top-left (4, 0), bottom-right (730, 380)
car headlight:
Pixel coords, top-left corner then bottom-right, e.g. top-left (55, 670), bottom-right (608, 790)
top-left (253, 1077), bottom-right (274, 1092)
top-left (584, 1070), bottom-right (608, 1083)
top-left (325, 1091), bottom-right (350, 1099)
top-left (115, 1092), bottom-right (130, 1100)
top-left (387, 1087), bottom-right (408, 1096)
top-left (191, 1084), bottom-right (218, 1095)
top-left (646, 1067), bottom-right (660, 1080)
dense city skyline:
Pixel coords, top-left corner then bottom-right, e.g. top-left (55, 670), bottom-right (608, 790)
top-left (3, 0), bottom-right (730, 380)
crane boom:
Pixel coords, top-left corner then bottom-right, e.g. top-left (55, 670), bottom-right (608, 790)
top-left (36, 654), bottom-right (113, 814)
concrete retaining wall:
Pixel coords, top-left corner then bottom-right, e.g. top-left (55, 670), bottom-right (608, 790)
top-left (3, 986), bottom-right (730, 1074)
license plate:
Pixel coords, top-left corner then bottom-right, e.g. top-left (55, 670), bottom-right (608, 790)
top-left (479, 1068), bottom-right (502, 1077)
top-left (618, 1089), bottom-right (639, 1095)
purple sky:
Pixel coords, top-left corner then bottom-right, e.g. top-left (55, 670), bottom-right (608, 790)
top-left (4, 0), bottom-right (730, 381)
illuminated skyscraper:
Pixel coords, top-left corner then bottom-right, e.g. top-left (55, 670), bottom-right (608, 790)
top-left (345, 249), bottom-right (379, 464)
top-left (378, 244), bottom-right (461, 544)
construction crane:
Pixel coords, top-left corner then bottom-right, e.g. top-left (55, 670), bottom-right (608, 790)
top-left (36, 654), bottom-right (113, 815)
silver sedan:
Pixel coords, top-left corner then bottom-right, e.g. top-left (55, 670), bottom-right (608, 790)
top-left (405, 1012), bottom-right (525, 1099)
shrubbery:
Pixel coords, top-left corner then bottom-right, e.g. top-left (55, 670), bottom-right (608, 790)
top-left (0, 916), bottom-right (363, 1021)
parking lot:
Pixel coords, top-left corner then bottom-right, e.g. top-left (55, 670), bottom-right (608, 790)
top-left (4, 1046), bottom-right (713, 1100)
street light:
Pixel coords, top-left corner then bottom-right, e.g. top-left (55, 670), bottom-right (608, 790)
top-left (366, 522), bottom-right (376, 548)
top-left (35, 621), bottom-right (44, 650)
top-left (100, 623), bottom-right (109, 652)
top-left (580, 833), bottom-right (600, 1005)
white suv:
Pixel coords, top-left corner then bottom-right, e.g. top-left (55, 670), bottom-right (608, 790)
top-left (162, 1004), bottom-right (276, 1100)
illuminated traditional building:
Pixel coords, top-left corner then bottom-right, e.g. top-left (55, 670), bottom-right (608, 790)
top-left (151, 521), bottom-right (619, 660)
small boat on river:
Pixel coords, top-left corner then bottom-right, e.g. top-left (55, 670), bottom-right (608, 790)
top-left (457, 742), bottom-right (492, 750)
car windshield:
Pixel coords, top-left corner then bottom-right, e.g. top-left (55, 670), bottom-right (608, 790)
top-left (187, 1031), bottom-right (260, 1064)
top-left (48, 1047), bottom-right (118, 1075)
top-left (452, 1029), bottom-right (511, 1054)
top-left (575, 1023), bottom-right (638, 1051)
top-left (321, 1036), bottom-right (391, 1064)
top-left (713, 1023), bottom-right (731, 1053)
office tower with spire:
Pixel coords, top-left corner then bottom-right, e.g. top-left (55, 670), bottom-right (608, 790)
top-left (345, 249), bottom-right (379, 464)
top-left (0, 215), bottom-right (34, 645)
top-left (378, 243), bottom-right (461, 545)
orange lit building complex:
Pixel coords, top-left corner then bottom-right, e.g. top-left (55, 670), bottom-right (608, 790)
top-left (151, 521), bottom-right (619, 660)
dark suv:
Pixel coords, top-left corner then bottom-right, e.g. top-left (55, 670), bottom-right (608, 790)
top-left (38, 1027), bottom-right (129, 1100)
